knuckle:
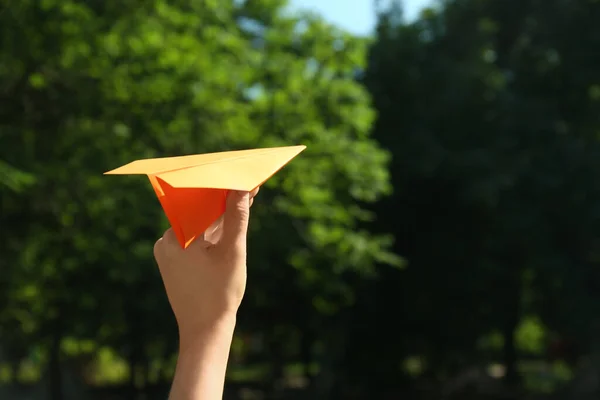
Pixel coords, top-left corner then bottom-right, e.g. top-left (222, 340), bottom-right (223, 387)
top-left (154, 228), bottom-right (178, 264)
top-left (220, 241), bottom-right (246, 260)
top-left (153, 238), bottom-right (165, 263)
top-left (163, 228), bottom-right (177, 244)
top-left (235, 203), bottom-right (250, 219)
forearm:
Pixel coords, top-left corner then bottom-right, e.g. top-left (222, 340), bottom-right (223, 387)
top-left (169, 317), bottom-right (236, 400)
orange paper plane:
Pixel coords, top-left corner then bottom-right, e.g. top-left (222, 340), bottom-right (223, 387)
top-left (104, 145), bottom-right (306, 249)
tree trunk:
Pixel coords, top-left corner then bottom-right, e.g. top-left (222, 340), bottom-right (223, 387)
top-left (267, 330), bottom-right (286, 398)
top-left (313, 327), bottom-right (346, 400)
top-left (127, 330), bottom-right (141, 399)
top-left (48, 319), bottom-right (63, 400)
top-left (300, 331), bottom-right (313, 383)
top-left (503, 307), bottom-right (519, 385)
top-left (502, 275), bottom-right (522, 392)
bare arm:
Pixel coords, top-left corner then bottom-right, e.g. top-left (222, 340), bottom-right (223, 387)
top-left (169, 318), bottom-right (236, 400)
top-left (153, 189), bottom-right (258, 400)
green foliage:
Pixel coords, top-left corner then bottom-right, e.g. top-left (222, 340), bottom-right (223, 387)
top-left (0, 0), bottom-right (394, 396)
top-left (0, 161), bottom-right (36, 192)
top-left (4, 0), bottom-right (600, 398)
top-left (341, 0), bottom-right (600, 394)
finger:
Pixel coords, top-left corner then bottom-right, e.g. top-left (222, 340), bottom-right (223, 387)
top-left (154, 228), bottom-right (179, 266)
top-left (189, 231), bottom-right (213, 248)
top-left (249, 186), bottom-right (259, 208)
top-left (201, 216), bottom-right (223, 245)
top-left (220, 190), bottom-right (250, 247)
top-left (153, 237), bottom-right (164, 264)
top-left (162, 227), bottom-right (179, 247)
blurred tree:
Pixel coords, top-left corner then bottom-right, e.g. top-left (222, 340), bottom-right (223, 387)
top-left (0, 0), bottom-right (396, 398)
top-left (354, 0), bottom-right (600, 396)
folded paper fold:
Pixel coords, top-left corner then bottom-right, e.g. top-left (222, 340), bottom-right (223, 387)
top-left (105, 145), bottom-right (306, 248)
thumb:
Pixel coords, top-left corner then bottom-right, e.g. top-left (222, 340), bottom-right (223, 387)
top-left (220, 190), bottom-right (250, 247)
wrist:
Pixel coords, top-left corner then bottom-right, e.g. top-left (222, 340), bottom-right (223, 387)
top-left (170, 313), bottom-right (237, 399)
top-left (178, 313), bottom-right (237, 352)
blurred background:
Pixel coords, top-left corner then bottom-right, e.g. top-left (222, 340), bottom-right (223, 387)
top-left (2, 0), bottom-right (600, 399)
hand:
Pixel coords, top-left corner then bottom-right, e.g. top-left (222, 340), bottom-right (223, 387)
top-left (153, 187), bottom-right (259, 344)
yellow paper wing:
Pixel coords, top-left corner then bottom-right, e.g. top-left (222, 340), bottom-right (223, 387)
top-left (154, 145), bottom-right (306, 190)
top-left (103, 145), bottom-right (304, 176)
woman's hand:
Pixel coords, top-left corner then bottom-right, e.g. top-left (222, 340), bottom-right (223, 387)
top-left (153, 187), bottom-right (259, 399)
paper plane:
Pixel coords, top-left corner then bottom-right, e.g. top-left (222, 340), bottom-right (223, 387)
top-left (104, 145), bottom-right (306, 248)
